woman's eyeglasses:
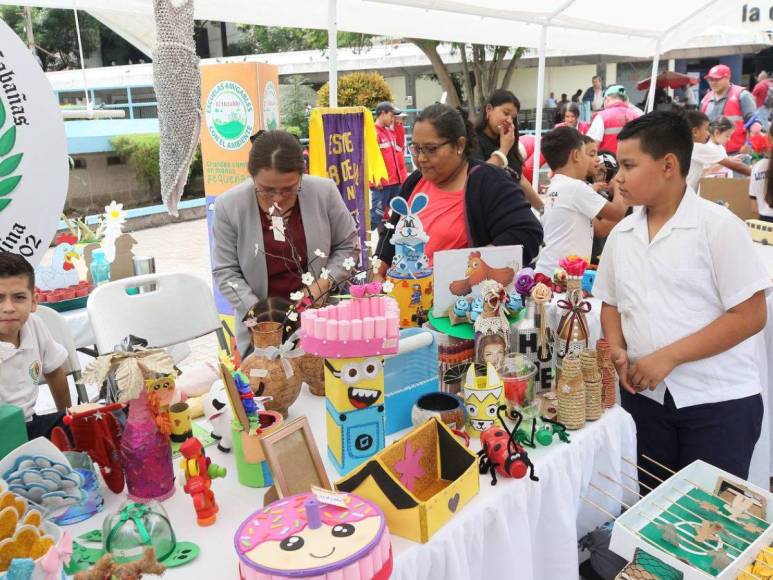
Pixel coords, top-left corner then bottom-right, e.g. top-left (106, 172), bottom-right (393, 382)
top-left (254, 176), bottom-right (302, 197)
top-left (409, 140), bottom-right (452, 157)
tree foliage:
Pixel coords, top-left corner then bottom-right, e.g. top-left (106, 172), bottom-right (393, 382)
top-left (230, 25), bottom-right (371, 55)
top-left (280, 76), bottom-right (316, 138)
top-left (111, 134), bottom-right (202, 193)
top-left (0, 5), bottom-right (142, 71)
top-left (316, 72), bottom-right (393, 109)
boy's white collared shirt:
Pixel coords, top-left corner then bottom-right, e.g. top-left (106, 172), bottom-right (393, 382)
top-left (0, 313), bottom-right (67, 420)
top-left (594, 186), bottom-right (772, 409)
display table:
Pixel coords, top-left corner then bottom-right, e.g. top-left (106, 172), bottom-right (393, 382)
top-left (64, 388), bottom-right (636, 580)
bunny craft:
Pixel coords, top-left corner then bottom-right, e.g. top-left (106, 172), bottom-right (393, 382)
top-left (387, 193), bottom-right (432, 279)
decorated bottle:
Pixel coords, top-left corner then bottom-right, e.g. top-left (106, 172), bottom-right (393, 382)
top-left (121, 389), bottom-right (175, 501)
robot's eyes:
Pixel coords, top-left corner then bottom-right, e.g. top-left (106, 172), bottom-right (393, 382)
top-left (341, 364), bottom-right (361, 384)
top-left (486, 405), bottom-right (498, 417)
top-left (466, 405), bottom-right (477, 416)
top-left (280, 536), bottom-right (305, 551)
top-left (362, 359), bottom-right (382, 379)
top-left (331, 523), bottom-right (355, 538)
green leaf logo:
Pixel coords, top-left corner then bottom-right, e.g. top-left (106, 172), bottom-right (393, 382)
top-left (0, 97), bottom-right (22, 213)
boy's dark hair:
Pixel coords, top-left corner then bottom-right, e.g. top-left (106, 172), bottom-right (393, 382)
top-left (0, 252), bottom-right (35, 290)
top-left (541, 126), bottom-right (584, 171)
top-left (617, 111), bottom-right (693, 177)
top-left (685, 110), bottom-right (709, 130)
top-left (581, 134), bottom-right (596, 145)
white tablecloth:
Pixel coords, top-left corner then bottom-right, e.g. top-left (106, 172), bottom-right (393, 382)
top-left (63, 389), bottom-right (636, 580)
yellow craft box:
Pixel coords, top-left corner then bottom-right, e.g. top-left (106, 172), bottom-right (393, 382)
top-left (386, 272), bottom-right (433, 328)
top-left (335, 417), bottom-right (479, 543)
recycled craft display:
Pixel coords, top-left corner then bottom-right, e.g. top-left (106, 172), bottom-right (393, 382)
top-left (473, 280), bottom-right (511, 369)
top-left (556, 353), bottom-right (586, 430)
top-left (581, 348), bottom-right (603, 421)
top-left (554, 290), bottom-right (591, 374)
top-left (385, 193), bottom-right (434, 328)
top-left (597, 339), bottom-right (618, 409)
top-left (478, 407), bottom-right (539, 485)
top-left (335, 418), bottom-right (479, 543)
top-left (234, 492), bottom-right (393, 580)
top-left (462, 363), bottom-right (506, 438)
top-left (239, 323), bottom-right (304, 419)
top-left (82, 347), bottom-right (178, 502)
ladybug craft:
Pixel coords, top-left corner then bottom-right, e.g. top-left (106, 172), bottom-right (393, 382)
top-left (478, 406), bottom-right (539, 485)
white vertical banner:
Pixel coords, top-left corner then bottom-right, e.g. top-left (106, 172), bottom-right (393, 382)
top-left (0, 20), bottom-right (68, 267)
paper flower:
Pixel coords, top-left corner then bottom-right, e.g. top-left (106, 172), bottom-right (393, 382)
top-left (531, 282), bottom-right (553, 304)
top-left (354, 271), bottom-right (367, 282)
top-left (313, 249), bottom-right (327, 258)
top-left (104, 201), bottom-right (126, 225)
top-left (301, 272), bottom-right (315, 286)
top-left (534, 272), bottom-right (552, 287)
top-left (290, 291), bottom-right (304, 301)
top-left (514, 267), bottom-right (536, 297)
top-left (382, 280), bottom-right (394, 293)
top-left (384, 222), bottom-right (395, 230)
top-left (370, 256), bottom-right (382, 270)
top-left (343, 257), bottom-right (356, 271)
top-left (559, 255), bottom-right (589, 277)
top-left (320, 267), bottom-right (331, 280)
top-left (254, 242), bottom-right (261, 256)
top-left (364, 239), bottom-right (377, 250)
top-left (553, 268), bottom-right (567, 285)
top-left (287, 311), bottom-right (299, 322)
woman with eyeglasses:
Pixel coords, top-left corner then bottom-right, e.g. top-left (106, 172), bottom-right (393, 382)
top-left (375, 104), bottom-right (543, 275)
top-left (212, 130), bottom-right (359, 355)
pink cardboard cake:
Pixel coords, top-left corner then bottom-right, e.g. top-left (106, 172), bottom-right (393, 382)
top-left (234, 491), bottom-right (393, 580)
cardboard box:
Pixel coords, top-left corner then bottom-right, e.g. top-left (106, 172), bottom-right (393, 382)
top-left (610, 460), bottom-right (773, 580)
top-left (335, 417), bottom-right (479, 543)
top-left (699, 177), bottom-right (754, 221)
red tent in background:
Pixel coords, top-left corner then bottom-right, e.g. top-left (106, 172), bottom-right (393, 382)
top-left (636, 71), bottom-right (698, 91)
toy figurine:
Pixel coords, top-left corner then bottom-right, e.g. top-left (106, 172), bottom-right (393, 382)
top-left (202, 382), bottom-right (234, 453)
top-left (470, 298), bottom-right (484, 322)
top-left (478, 407), bottom-right (538, 485)
top-left (516, 416), bottom-right (570, 448)
top-left (179, 437), bottom-right (226, 526)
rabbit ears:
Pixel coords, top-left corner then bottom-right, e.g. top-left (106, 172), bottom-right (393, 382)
top-left (390, 193), bottom-right (428, 216)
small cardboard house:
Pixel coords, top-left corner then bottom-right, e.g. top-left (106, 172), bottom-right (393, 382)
top-left (335, 417), bottom-right (479, 543)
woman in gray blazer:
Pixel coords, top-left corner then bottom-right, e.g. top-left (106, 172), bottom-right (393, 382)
top-left (212, 131), bottom-right (359, 355)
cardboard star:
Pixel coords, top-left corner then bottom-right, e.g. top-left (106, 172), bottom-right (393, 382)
top-left (394, 440), bottom-right (425, 492)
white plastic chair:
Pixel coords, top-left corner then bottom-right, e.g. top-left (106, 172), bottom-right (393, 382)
top-left (86, 273), bottom-right (223, 355)
top-left (35, 305), bottom-right (89, 404)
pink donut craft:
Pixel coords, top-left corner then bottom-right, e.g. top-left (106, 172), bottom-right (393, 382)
top-left (234, 492), bottom-right (392, 580)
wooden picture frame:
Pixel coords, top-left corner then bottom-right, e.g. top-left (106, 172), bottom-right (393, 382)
top-left (260, 416), bottom-right (331, 499)
top-left (219, 362), bottom-right (249, 430)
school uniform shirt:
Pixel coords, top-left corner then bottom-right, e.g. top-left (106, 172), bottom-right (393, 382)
top-left (749, 158), bottom-right (773, 218)
top-left (686, 141), bottom-right (727, 192)
top-left (0, 313), bottom-right (67, 420)
top-left (594, 187), bottom-right (772, 409)
top-left (535, 174), bottom-right (607, 276)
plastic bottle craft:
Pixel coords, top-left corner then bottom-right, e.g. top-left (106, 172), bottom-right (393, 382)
top-left (386, 193), bottom-right (433, 327)
top-left (179, 437), bottom-right (226, 526)
top-left (478, 407), bottom-right (539, 484)
top-left (462, 363), bottom-right (505, 438)
top-left (554, 290), bottom-right (591, 374)
top-left (556, 353), bottom-right (586, 430)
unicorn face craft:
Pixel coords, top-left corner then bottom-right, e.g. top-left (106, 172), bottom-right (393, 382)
top-left (463, 363), bottom-right (505, 436)
top-left (388, 193), bottom-right (431, 279)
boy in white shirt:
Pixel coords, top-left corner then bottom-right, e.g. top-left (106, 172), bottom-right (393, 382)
top-left (0, 252), bottom-right (71, 440)
top-left (536, 126), bottom-right (627, 275)
top-left (749, 155), bottom-right (773, 222)
top-left (594, 111), bottom-right (771, 487)
top-left (685, 112), bottom-right (750, 191)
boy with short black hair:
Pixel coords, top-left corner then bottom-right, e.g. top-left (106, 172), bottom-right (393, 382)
top-left (594, 111), bottom-right (771, 486)
top-left (536, 126), bottom-right (627, 276)
top-left (0, 252), bottom-right (71, 439)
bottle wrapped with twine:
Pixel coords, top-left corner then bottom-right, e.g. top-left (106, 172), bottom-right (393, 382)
top-left (581, 348), bottom-right (603, 421)
top-left (596, 339), bottom-right (617, 408)
top-left (557, 353), bottom-right (586, 430)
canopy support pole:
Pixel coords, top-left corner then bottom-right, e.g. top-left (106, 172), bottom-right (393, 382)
top-left (328, 0), bottom-right (338, 108)
top-left (532, 24), bottom-right (547, 192)
top-left (645, 38), bottom-right (662, 113)
top-left (73, 5), bottom-right (91, 110)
